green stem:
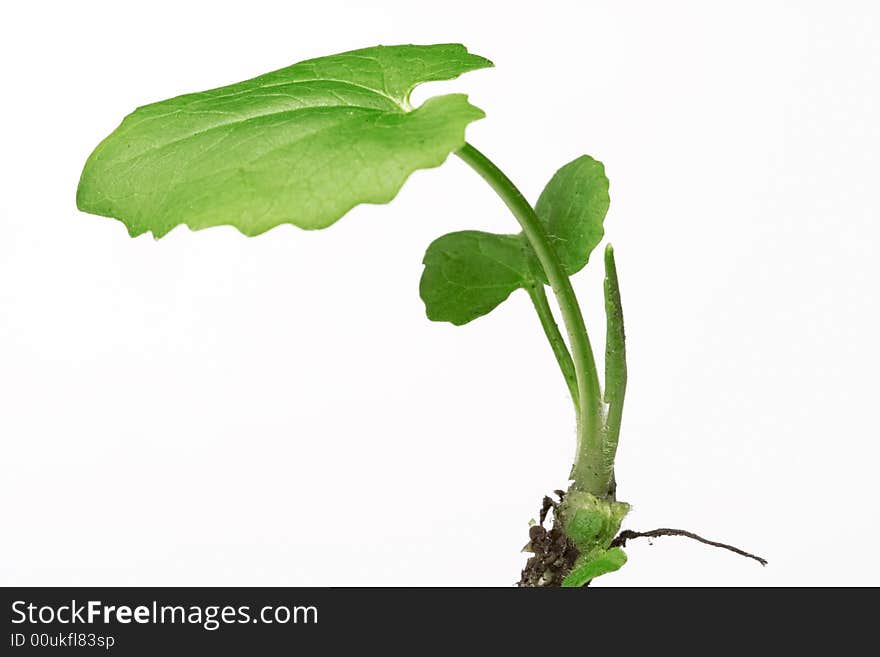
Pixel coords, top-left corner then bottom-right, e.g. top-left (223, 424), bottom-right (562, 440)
top-left (456, 143), bottom-right (609, 496)
top-left (526, 284), bottom-right (579, 411)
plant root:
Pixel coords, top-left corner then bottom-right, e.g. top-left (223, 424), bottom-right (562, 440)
top-left (610, 528), bottom-right (767, 566)
top-left (519, 491), bottom-right (580, 587)
top-left (520, 492), bottom-right (768, 586)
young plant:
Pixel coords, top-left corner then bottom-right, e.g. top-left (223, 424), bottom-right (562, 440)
top-left (77, 44), bottom-right (763, 586)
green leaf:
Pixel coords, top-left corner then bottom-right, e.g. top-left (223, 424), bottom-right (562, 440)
top-left (77, 44), bottom-right (492, 238)
top-left (535, 155), bottom-right (610, 277)
top-left (603, 244), bottom-right (627, 461)
top-left (603, 244), bottom-right (626, 406)
top-left (419, 155), bottom-right (609, 324)
top-left (419, 231), bottom-right (533, 325)
top-left (561, 547), bottom-right (627, 587)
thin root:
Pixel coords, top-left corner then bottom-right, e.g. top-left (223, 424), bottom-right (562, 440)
top-left (610, 528), bottom-right (768, 566)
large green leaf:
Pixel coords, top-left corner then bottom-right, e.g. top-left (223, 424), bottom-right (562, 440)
top-left (420, 155), bottom-right (610, 324)
top-left (77, 44), bottom-right (492, 238)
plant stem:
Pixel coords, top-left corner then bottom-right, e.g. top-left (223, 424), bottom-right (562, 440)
top-left (526, 284), bottom-right (579, 411)
top-left (456, 143), bottom-right (609, 496)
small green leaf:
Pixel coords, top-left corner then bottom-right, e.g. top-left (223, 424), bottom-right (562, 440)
top-left (419, 155), bottom-right (609, 324)
top-left (77, 44), bottom-right (492, 238)
top-left (535, 155), bottom-right (610, 276)
top-left (561, 547), bottom-right (627, 587)
top-left (419, 231), bottom-right (533, 325)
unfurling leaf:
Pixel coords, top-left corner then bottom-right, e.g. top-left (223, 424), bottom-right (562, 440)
top-left (420, 155), bottom-right (610, 324)
top-left (603, 244), bottom-right (627, 461)
top-left (77, 44), bottom-right (492, 238)
top-left (603, 244), bottom-right (626, 406)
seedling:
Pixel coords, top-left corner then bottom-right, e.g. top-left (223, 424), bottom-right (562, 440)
top-left (77, 44), bottom-right (763, 585)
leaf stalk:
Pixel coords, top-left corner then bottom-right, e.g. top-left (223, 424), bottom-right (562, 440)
top-left (456, 143), bottom-right (611, 497)
top-left (526, 284), bottom-right (579, 411)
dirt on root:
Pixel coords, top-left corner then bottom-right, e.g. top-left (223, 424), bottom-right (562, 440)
top-left (518, 490), bottom-right (581, 587)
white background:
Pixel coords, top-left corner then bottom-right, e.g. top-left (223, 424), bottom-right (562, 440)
top-left (1, 1), bottom-right (878, 586)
